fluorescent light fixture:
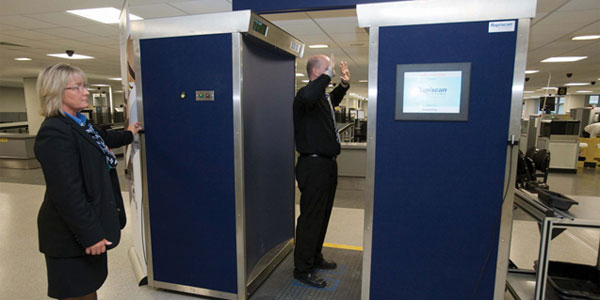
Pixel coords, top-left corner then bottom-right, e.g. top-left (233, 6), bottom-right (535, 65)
top-left (358, 80), bottom-right (368, 83)
top-left (108, 77), bottom-right (122, 81)
top-left (14, 57), bottom-right (32, 61)
top-left (295, 73), bottom-right (304, 77)
top-left (576, 90), bottom-right (593, 93)
top-left (67, 7), bottom-right (142, 24)
top-left (113, 90), bottom-right (123, 93)
top-left (572, 35), bottom-right (600, 41)
top-left (541, 56), bottom-right (587, 63)
top-left (301, 80), bottom-right (309, 83)
top-left (539, 87), bottom-right (557, 90)
top-left (524, 91), bottom-right (534, 93)
top-left (308, 44), bottom-right (329, 49)
top-left (90, 84), bottom-right (110, 87)
top-left (564, 82), bottom-right (589, 86)
top-left (525, 70), bottom-right (539, 74)
top-left (47, 53), bottom-right (94, 60)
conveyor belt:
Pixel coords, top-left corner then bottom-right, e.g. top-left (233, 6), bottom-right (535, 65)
top-left (250, 247), bottom-right (362, 300)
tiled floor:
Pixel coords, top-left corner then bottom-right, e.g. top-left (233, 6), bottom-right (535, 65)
top-left (1, 163), bottom-right (598, 299)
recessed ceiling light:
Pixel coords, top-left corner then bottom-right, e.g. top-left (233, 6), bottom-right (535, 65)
top-left (108, 77), bottom-right (122, 81)
top-left (308, 44), bottom-right (329, 49)
top-left (564, 83), bottom-right (589, 86)
top-left (14, 57), bottom-right (32, 61)
top-left (66, 7), bottom-right (143, 24)
top-left (47, 53), bottom-right (94, 60)
top-left (541, 56), bottom-right (587, 63)
top-left (572, 35), bottom-right (600, 41)
top-left (525, 70), bottom-right (539, 74)
top-left (295, 73), bottom-right (304, 77)
top-left (576, 90), bottom-right (593, 93)
top-left (301, 80), bottom-right (309, 83)
top-left (358, 80), bottom-right (368, 83)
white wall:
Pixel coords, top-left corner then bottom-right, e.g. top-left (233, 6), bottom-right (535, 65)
top-left (24, 77), bottom-right (45, 136)
top-left (523, 98), bottom-right (539, 117)
top-left (564, 94), bottom-right (586, 113)
top-left (0, 86), bottom-right (26, 112)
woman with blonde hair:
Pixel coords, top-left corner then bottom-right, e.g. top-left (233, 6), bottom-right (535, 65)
top-left (34, 63), bottom-right (142, 300)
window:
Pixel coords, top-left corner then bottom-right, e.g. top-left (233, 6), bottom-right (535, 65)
top-left (557, 97), bottom-right (565, 114)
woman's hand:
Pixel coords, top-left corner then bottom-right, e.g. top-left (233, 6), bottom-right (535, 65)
top-left (127, 121), bottom-right (143, 135)
top-left (86, 239), bottom-right (112, 255)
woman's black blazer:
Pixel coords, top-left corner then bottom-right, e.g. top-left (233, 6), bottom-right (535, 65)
top-left (34, 115), bottom-right (133, 257)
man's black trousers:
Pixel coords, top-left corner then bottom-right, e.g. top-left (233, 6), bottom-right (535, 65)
top-left (294, 156), bottom-right (338, 276)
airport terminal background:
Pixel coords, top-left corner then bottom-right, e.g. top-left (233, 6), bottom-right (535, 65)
top-left (1, 0), bottom-right (600, 299)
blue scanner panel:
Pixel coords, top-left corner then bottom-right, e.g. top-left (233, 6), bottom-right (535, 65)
top-left (141, 34), bottom-right (237, 293)
top-left (372, 21), bottom-right (518, 299)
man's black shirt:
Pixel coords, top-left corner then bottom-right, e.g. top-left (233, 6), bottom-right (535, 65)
top-left (293, 74), bottom-right (349, 157)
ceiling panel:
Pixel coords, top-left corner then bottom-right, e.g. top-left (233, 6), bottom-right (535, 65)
top-left (295, 34), bottom-right (334, 45)
top-left (330, 32), bottom-right (369, 43)
top-left (168, 0), bottom-right (232, 15)
top-left (73, 24), bottom-right (120, 37)
top-left (35, 27), bottom-right (96, 40)
top-left (306, 9), bottom-right (356, 19)
top-left (560, 0), bottom-right (600, 11)
top-left (535, 0), bottom-right (569, 15)
top-left (26, 12), bottom-right (100, 27)
top-left (87, 36), bottom-right (120, 46)
top-left (2, 30), bottom-right (60, 40)
top-left (315, 23), bottom-right (362, 34)
top-left (536, 10), bottom-right (600, 25)
top-left (0, 33), bottom-right (29, 43)
top-left (276, 23), bottom-right (323, 39)
top-left (0, 23), bottom-right (21, 31)
top-left (0, 15), bottom-right (60, 30)
top-left (129, 4), bottom-right (187, 19)
top-left (38, 38), bottom-right (97, 49)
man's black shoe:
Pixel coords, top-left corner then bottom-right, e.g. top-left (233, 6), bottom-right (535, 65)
top-left (315, 259), bottom-right (337, 270)
top-left (294, 272), bottom-right (327, 288)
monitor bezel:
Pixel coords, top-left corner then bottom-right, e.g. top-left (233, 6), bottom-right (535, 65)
top-left (395, 62), bottom-right (471, 121)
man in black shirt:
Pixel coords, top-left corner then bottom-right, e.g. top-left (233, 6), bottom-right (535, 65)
top-left (293, 54), bottom-right (350, 288)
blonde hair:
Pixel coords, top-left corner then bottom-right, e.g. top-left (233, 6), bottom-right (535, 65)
top-left (37, 63), bottom-right (87, 117)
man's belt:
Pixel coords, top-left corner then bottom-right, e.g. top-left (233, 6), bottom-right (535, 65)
top-left (300, 153), bottom-right (336, 160)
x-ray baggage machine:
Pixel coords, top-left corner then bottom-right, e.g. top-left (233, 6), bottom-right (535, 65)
top-left (129, 11), bottom-right (304, 299)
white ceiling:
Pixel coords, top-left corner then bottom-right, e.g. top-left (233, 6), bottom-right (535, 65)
top-left (0, 0), bottom-right (598, 99)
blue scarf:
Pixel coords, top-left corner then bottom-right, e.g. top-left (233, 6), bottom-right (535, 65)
top-left (66, 112), bottom-right (118, 169)
top-left (84, 122), bottom-right (118, 169)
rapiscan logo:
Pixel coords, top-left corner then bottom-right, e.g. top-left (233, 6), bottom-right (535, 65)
top-left (489, 20), bottom-right (516, 33)
top-left (420, 87), bottom-right (447, 96)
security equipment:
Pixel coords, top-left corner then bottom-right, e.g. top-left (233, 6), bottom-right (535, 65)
top-left (540, 96), bottom-right (556, 112)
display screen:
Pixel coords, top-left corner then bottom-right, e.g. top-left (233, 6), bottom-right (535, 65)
top-left (395, 62), bottom-right (471, 121)
top-left (403, 71), bottom-right (462, 113)
top-left (252, 19), bottom-right (269, 37)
